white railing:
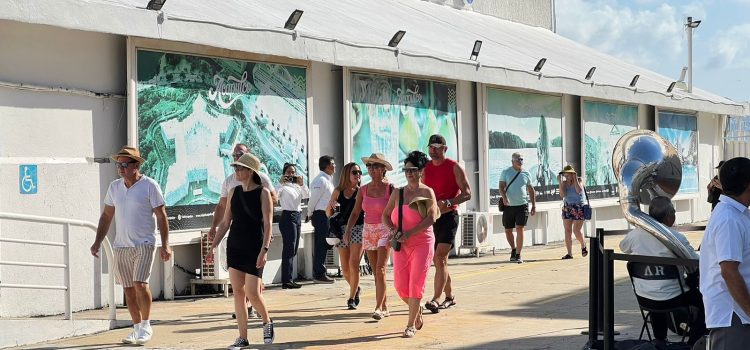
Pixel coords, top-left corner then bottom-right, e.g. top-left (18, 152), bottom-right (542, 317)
top-left (0, 212), bottom-right (116, 321)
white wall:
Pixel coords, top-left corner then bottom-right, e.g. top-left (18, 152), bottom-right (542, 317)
top-left (426, 0), bottom-right (554, 30)
top-left (0, 20), bottom-right (126, 317)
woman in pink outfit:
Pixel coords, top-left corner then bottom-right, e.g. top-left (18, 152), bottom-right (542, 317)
top-left (382, 150), bottom-right (439, 338)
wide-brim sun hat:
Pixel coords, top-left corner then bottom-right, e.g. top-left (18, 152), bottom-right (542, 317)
top-left (558, 165), bottom-right (577, 175)
top-left (231, 153), bottom-right (262, 174)
top-left (408, 196), bottom-right (434, 218)
top-left (361, 153), bottom-right (393, 171)
top-left (111, 146), bottom-right (145, 164)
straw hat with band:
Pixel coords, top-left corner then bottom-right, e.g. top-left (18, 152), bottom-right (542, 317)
top-left (408, 196), bottom-right (434, 218)
top-left (231, 153), bottom-right (262, 174)
top-left (111, 146), bottom-right (145, 164)
top-left (361, 153), bottom-right (393, 171)
top-left (558, 165), bottom-right (577, 175)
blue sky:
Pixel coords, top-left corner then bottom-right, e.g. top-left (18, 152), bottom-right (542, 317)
top-left (556, 0), bottom-right (749, 105)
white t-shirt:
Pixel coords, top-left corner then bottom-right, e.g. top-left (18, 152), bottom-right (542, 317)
top-left (308, 171), bottom-right (334, 212)
top-left (104, 175), bottom-right (166, 248)
top-left (700, 194), bottom-right (750, 328)
top-left (220, 172), bottom-right (273, 198)
top-left (619, 226), bottom-right (696, 301)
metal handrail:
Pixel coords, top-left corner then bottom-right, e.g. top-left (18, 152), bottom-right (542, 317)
top-left (0, 212), bottom-right (116, 321)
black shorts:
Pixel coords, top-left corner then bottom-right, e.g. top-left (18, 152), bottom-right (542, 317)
top-left (502, 204), bottom-right (529, 229)
top-left (434, 210), bottom-right (459, 247)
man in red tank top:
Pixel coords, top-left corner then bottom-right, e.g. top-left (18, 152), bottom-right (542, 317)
top-left (421, 134), bottom-right (472, 313)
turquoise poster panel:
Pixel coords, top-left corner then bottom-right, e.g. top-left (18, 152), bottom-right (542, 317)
top-left (137, 50), bottom-right (307, 230)
top-left (350, 72), bottom-right (457, 186)
top-left (487, 89), bottom-right (563, 204)
top-left (583, 101), bottom-right (638, 199)
top-left (658, 111), bottom-right (698, 194)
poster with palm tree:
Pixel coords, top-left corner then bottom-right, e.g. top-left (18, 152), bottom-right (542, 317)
top-left (658, 111), bottom-right (698, 194)
top-left (487, 88), bottom-right (562, 205)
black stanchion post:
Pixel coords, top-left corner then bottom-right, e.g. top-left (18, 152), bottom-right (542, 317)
top-left (596, 228), bottom-right (604, 334)
top-left (586, 234), bottom-right (599, 346)
top-left (603, 248), bottom-right (615, 350)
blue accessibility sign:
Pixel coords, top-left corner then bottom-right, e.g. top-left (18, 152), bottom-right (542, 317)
top-left (19, 164), bottom-right (38, 194)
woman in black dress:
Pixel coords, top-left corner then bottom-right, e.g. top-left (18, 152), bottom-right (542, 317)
top-left (210, 153), bottom-right (275, 347)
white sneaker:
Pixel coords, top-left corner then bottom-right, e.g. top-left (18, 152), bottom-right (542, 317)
top-left (372, 310), bottom-right (383, 321)
top-left (122, 324), bottom-right (140, 344)
top-left (135, 324), bottom-right (153, 344)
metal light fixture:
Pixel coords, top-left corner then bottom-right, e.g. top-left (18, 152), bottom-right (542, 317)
top-left (585, 66), bottom-right (596, 80)
top-left (470, 40), bottom-right (482, 61)
top-left (629, 75), bottom-right (640, 88)
top-left (284, 9), bottom-right (304, 30)
top-left (388, 30), bottom-right (406, 48)
top-left (146, 0), bottom-right (166, 10)
top-left (667, 82), bottom-right (677, 93)
top-left (533, 58), bottom-right (547, 72)
top-left (686, 17), bottom-right (701, 93)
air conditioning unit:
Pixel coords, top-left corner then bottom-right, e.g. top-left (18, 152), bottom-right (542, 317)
top-left (201, 231), bottom-right (229, 280)
top-left (459, 212), bottom-right (495, 257)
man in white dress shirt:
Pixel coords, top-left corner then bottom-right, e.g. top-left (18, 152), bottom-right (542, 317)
top-left (308, 155), bottom-right (336, 283)
top-left (700, 157), bottom-right (750, 350)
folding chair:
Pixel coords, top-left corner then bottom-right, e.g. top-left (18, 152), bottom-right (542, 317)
top-left (626, 261), bottom-right (692, 343)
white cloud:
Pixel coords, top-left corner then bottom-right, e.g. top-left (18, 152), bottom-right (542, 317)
top-left (556, 0), bottom-right (696, 67)
top-left (707, 23), bottom-right (750, 69)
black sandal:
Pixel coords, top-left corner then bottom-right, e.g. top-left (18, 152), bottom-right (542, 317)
top-left (582, 247), bottom-right (589, 257)
top-left (562, 254), bottom-right (573, 260)
top-left (425, 299), bottom-right (440, 314)
top-left (439, 296), bottom-right (456, 309)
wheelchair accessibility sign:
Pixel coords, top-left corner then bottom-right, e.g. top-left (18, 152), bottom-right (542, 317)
top-left (19, 164), bottom-right (38, 194)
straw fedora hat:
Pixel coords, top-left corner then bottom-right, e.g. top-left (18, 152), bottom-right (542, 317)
top-left (111, 146), bottom-right (145, 164)
top-left (361, 153), bottom-right (393, 171)
top-left (408, 196), bottom-right (434, 218)
top-left (231, 153), bottom-right (262, 174)
top-left (558, 165), bottom-right (577, 175)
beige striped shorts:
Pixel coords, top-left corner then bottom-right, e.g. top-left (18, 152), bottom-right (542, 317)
top-left (113, 245), bottom-right (156, 288)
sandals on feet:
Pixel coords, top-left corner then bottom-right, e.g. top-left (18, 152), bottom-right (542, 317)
top-left (425, 300), bottom-right (440, 314)
top-left (562, 254), bottom-right (573, 260)
top-left (415, 307), bottom-right (424, 330)
top-left (439, 296), bottom-right (456, 309)
top-left (403, 326), bottom-right (416, 338)
top-left (582, 247), bottom-right (589, 257)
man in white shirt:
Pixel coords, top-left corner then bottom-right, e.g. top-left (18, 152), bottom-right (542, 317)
top-left (90, 146), bottom-right (171, 345)
top-left (700, 157), bottom-right (750, 350)
top-left (620, 196), bottom-right (705, 347)
top-left (308, 155), bottom-right (336, 283)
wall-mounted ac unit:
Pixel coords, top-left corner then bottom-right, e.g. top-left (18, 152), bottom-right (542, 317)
top-left (459, 212), bottom-right (495, 257)
top-left (201, 231), bottom-right (229, 280)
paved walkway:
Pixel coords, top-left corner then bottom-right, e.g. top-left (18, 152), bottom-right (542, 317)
top-left (20, 231), bottom-right (704, 350)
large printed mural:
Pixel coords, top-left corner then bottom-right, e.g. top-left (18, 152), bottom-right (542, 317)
top-left (658, 111), bottom-right (698, 194)
top-left (487, 89), bottom-right (562, 205)
top-left (137, 50), bottom-right (308, 230)
top-left (583, 101), bottom-right (638, 199)
top-left (349, 72), bottom-right (458, 186)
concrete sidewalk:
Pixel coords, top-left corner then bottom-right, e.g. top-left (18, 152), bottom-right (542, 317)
top-left (18, 231), bottom-right (704, 350)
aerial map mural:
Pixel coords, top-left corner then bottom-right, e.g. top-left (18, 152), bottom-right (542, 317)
top-left (487, 88), bottom-right (562, 205)
top-left (349, 72), bottom-right (458, 186)
top-left (583, 101), bottom-right (638, 199)
top-left (137, 50), bottom-right (307, 230)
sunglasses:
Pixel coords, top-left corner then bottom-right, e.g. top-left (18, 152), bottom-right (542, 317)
top-left (115, 161), bottom-right (138, 169)
top-left (366, 163), bottom-right (384, 168)
top-left (514, 158), bottom-right (524, 162)
top-left (232, 152), bottom-right (245, 158)
top-left (429, 143), bottom-right (445, 149)
top-left (232, 165), bottom-right (249, 172)
top-left (403, 167), bottom-right (419, 174)
top-left (351, 170), bottom-right (362, 176)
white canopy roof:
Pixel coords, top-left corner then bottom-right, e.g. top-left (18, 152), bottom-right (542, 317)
top-left (2, 0), bottom-right (746, 115)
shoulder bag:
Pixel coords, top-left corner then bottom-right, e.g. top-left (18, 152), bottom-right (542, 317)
top-left (581, 185), bottom-right (592, 220)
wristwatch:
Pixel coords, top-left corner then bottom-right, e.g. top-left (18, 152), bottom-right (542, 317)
top-left (444, 199), bottom-right (452, 207)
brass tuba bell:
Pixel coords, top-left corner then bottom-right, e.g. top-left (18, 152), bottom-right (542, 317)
top-left (612, 129), bottom-right (699, 261)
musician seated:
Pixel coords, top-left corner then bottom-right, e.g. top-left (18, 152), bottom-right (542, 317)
top-left (619, 196), bottom-right (706, 347)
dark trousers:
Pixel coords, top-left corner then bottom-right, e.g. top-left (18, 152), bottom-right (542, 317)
top-left (639, 288), bottom-right (707, 345)
top-left (279, 210), bottom-right (301, 283)
top-left (311, 210), bottom-right (330, 278)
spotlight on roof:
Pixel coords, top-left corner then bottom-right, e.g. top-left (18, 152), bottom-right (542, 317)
top-left (388, 30), bottom-right (406, 48)
top-left (470, 40), bottom-right (482, 61)
top-left (284, 9), bottom-right (304, 30)
top-left (146, 0), bottom-right (166, 10)
top-left (629, 74), bottom-right (640, 88)
top-left (667, 82), bottom-right (677, 93)
top-left (585, 66), bottom-right (596, 80)
top-left (533, 58), bottom-right (547, 73)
